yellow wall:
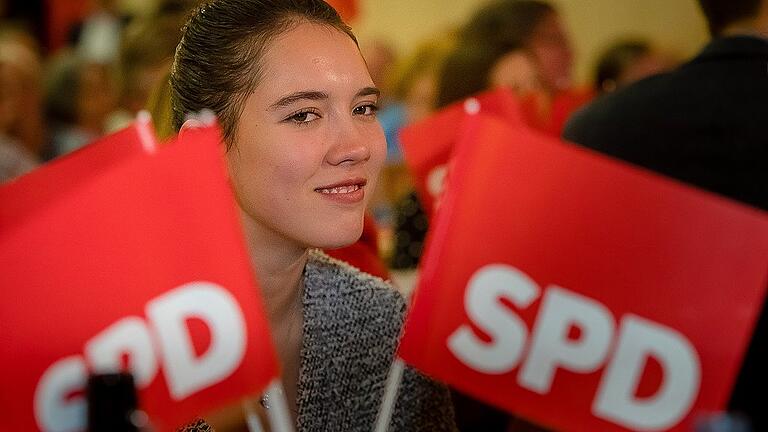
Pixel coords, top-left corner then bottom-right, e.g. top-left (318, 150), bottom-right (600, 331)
top-left (353, 0), bottom-right (710, 86)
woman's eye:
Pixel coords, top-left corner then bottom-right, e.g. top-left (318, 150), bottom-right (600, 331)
top-left (353, 104), bottom-right (379, 116)
top-left (286, 110), bottom-right (320, 124)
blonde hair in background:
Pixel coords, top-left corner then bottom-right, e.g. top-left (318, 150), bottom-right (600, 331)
top-left (144, 68), bottom-right (175, 142)
top-left (388, 33), bottom-right (457, 103)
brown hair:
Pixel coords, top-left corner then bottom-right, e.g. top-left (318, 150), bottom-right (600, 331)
top-left (461, 0), bottom-right (556, 50)
top-left (697, 0), bottom-right (763, 35)
top-left (170, 0), bottom-right (356, 147)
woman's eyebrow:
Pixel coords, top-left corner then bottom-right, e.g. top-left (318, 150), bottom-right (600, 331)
top-left (268, 90), bottom-right (328, 111)
top-left (357, 87), bottom-right (381, 98)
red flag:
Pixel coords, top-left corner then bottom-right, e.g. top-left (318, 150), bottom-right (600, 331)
top-left (398, 114), bottom-right (768, 431)
top-left (399, 88), bottom-right (522, 217)
top-left (0, 122), bottom-right (279, 431)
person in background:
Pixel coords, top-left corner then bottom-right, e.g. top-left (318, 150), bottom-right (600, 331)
top-left (436, 41), bottom-right (540, 107)
top-left (380, 37), bottom-right (456, 160)
top-left (564, 0), bottom-right (768, 429)
top-left (0, 27), bottom-right (46, 161)
top-left (169, 0), bottom-right (457, 429)
top-left (106, 3), bottom-right (192, 132)
top-left (380, 38), bottom-right (455, 270)
top-left (593, 39), bottom-right (673, 94)
top-left (0, 35), bottom-right (40, 182)
top-left (389, 27), bottom-right (544, 274)
top-left (461, 0), bottom-right (592, 137)
top-left (145, 70), bottom-right (176, 141)
top-left (44, 53), bottom-right (119, 156)
top-left (73, 0), bottom-right (125, 65)
top-left (360, 38), bottom-right (397, 107)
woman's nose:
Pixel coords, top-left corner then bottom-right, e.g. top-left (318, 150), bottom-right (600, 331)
top-left (325, 118), bottom-right (372, 166)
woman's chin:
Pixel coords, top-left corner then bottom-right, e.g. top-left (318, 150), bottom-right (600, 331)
top-left (313, 227), bottom-right (364, 251)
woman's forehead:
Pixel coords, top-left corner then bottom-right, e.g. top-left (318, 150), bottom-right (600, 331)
top-left (256, 22), bottom-right (371, 93)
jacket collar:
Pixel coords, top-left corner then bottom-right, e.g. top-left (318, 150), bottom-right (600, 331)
top-left (692, 35), bottom-right (768, 64)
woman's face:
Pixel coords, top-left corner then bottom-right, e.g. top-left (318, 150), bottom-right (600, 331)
top-left (527, 12), bottom-right (573, 92)
top-left (229, 22), bottom-right (385, 250)
top-left (489, 50), bottom-right (541, 96)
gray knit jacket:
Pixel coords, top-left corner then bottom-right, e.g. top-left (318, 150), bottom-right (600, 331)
top-left (295, 250), bottom-right (457, 431)
top-left (180, 251), bottom-right (457, 431)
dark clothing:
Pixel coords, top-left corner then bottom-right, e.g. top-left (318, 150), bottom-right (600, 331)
top-left (390, 190), bottom-right (429, 270)
top-left (564, 35), bottom-right (768, 429)
top-left (564, 35), bottom-right (768, 210)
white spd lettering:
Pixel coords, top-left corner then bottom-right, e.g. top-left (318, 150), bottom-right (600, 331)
top-left (34, 282), bottom-right (247, 432)
top-left (147, 282), bottom-right (247, 400)
top-left (447, 264), bottom-right (701, 431)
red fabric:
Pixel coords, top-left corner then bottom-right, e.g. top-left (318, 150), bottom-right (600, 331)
top-left (46, 0), bottom-right (92, 52)
top-left (326, 213), bottom-right (390, 280)
top-left (399, 88), bottom-right (523, 218)
top-left (399, 113), bottom-right (768, 431)
top-left (521, 88), bottom-right (594, 137)
top-left (0, 123), bottom-right (279, 431)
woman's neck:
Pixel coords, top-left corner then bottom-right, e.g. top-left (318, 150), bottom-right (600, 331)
top-left (239, 211), bottom-right (308, 324)
top-left (239, 211), bottom-right (307, 418)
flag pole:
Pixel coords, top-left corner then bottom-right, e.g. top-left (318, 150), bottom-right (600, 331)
top-left (135, 110), bottom-right (158, 154)
top-left (373, 357), bottom-right (406, 432)
top-left (243, 379), bottom-right (295, 432)
top-left (264, 380), bottom-right (295, 432)
top-left (243, 400), bottom-right (266, 432)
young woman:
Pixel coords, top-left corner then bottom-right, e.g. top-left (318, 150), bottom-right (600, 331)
top-left (170, 0), bottom-right (456, 430)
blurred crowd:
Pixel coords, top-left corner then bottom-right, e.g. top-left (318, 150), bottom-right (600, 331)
top-left (0, 0), bottom-right (197, 181)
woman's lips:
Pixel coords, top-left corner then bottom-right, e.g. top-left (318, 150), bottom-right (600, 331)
top-left (315, 179), bottom-right (367, 204)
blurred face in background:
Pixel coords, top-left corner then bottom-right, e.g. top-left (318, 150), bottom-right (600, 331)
top-left (404, 71), bottom-right (437, 123)
top-left (0, 62), bottom-right (19, 133)
top-left (527, 11), bottom-right (573, 92)
top-left (489, 50), bottom-right (541, 96)
top-left (361, 40), bottom-right (396, 96)
top-left (77, 63), bottom-right (118, 133)
top-left (0, 39), bottom-right (44, 152)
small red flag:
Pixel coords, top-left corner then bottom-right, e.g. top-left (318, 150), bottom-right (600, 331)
top-left (0, 122), bottom-right (279, 431)
top-left (398, 113), bottom-right (768, 431)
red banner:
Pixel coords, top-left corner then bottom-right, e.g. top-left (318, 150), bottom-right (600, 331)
top-left (398, 114), bottom-right (768, 431)
top-left (399, 88), bottom-right (521, 217)
top-left (0, 122), bottom-right (279, 431)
